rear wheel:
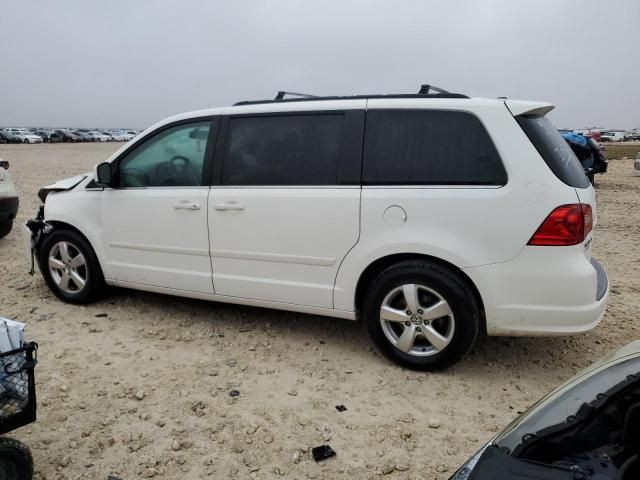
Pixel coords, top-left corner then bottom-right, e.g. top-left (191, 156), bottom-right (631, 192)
top-left (0, 437), bottom-right (33, 480)
top-left (0, 220), bottom-right (12, 239)
top-left (39, 229), bottom-right (104, 303)
top-left (363, 260), bottom-right (480, 370)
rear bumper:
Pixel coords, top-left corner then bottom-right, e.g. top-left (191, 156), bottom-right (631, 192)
top-left (0, 196), bottom-right (19, 222)
top-left (591, 258), bottom-right (608, 301)
top-left (465, 247), bottom-right (609, 336)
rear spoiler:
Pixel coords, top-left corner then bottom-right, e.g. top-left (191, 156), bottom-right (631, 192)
top-left (504, 100), bottom-right (554, 117)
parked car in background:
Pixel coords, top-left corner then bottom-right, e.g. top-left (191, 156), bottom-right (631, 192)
top-left (34, 130), bottom-right (54, 142)
top-left (0, 159), bottom-right (18, 239)
top-left (87, 131), bottom-right (110, 142)
top-left (72, 131), bottom-right (94, 142)
top-left (52, 130), bottom-right (82, 143)
top-left (115, 131), bottom-right (136, 141)
top-left (451, 341), bottom-right (640, 479)
top-left (0, 131), bottom-right (21, 144)
top-left (586, 130), bottom-right (602, 142)
top-left (12, 132), bottom-right (43, 144)
top-left (24, 87), bottom-right (608, 370)
top-left (562, 133), bottom-right (608, 184)
top-left (586, 135), bottom-right (607, 167)
top-left (601, 131), bottom-right (627, 142)
top-left (109, 131), bottom-right (125, 142)
top-left (102, 131), bottom-right (124, 142)
top-left (2, 128), bottom-right (29, 135)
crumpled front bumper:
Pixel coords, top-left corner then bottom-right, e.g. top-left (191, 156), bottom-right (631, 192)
top-left (23, 206), bottom-right (51, 274)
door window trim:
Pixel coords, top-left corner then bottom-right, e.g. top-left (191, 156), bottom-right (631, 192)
top-left (110, 116), bottom-right (220, 189)
top-left (211, 110), bottom-right (365, 187)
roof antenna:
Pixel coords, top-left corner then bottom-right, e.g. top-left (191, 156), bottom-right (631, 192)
top-left (275, 91), bottom-right (318, 100)
top-left (418, 84), bottom-right (450, 95)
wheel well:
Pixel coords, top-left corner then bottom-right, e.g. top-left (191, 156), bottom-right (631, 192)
top-left (46, 221), bottom-right (90, 244)
top-left (41, 221), bottom-right (104, 272)
top-left (354, 253), bottom-right (486, 329)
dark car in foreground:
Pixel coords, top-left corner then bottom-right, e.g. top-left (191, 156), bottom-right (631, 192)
top-left (451, 342), bottom-right (640, 479)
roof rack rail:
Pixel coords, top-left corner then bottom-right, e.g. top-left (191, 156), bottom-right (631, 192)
top-left (418, 84), bottom-right (450, 95)
top-left (233, 85), bottom-right (468, 106)
top-left (274, 91), bottom-right (318, 100)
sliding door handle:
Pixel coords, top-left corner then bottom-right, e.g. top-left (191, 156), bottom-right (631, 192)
top-left (173, 202), bottom-right (201, 210)
top-left (215, 202), bottom-right (245, 211)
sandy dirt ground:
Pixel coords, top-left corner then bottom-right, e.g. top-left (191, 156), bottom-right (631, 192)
top-left (0, 143), bottom-right (639, 479)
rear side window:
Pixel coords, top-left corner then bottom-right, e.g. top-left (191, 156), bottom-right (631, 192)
top-left (222, 114), bottom-right (344, 186)
top-left (516, 115), bottom-right (590, 188)
top-left (362, 110), bottom-right (507, 185)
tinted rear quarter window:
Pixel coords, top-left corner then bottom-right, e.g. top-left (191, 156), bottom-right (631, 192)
top-left (363, 110), bottom-right (507, 185)
top-left (222, 114), bottom-right (344, 186)
top-left (516, 115), bottom-right (590, 188)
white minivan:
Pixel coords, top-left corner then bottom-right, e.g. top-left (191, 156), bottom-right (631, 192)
top-left (25, 88), bottom-right (608, 369)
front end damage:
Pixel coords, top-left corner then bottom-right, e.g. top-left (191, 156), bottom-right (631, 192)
top-left (24, 206), bottom-right (51, 275)
top-left (24, 174), bottom-right (88, 275)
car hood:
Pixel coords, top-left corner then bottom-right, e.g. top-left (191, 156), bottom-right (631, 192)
top-left (495, 341), bottom-right (640, 450)
top-left (451, 342), bottom-right (640, 479)
top-left (38, 174), bottom-right (89, 202)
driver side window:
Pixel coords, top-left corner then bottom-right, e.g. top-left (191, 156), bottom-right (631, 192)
top-left (118, 120), bottom-right (212, 187)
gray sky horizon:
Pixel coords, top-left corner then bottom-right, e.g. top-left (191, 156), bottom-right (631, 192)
top-left (1, 0), bottom-right (638, 130)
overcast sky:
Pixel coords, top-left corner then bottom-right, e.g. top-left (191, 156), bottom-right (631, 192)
top-left (1, 0), bottom-right (637, 129)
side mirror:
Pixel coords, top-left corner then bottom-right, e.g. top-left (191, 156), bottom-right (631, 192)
top-left (96, 162), bottom-right (113, 187)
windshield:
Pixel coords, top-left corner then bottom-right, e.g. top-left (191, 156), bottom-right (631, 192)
top-left (516, 114), bottom-right (590, 188)
top-left (496, 355), bottom-right (640, 452)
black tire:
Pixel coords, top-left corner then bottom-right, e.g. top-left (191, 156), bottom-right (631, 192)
top-left (363, 260), bottom-right (480, 370)
top-left (0, 220), bottom-right (12, 239)
top-left (0, 437), bottom-right (34, 480)
top-left (38, 229), bottom-right (104, 304)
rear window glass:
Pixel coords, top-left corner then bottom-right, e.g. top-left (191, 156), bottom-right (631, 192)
top-left (362, 110), bottom-right (507, 185)
top-left (516, 115), bottom-right (590, 188)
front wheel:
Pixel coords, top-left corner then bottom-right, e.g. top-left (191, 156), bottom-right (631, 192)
top-left (363, 260), bottom-right (480, 370)
top-left (38, 229), bottom-right (104, 303)
top-left (0, 437), bottom-right (34, 480)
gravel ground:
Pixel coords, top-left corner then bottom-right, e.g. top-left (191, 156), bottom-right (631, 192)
top-left (0, 143), bottom-right (638, 479)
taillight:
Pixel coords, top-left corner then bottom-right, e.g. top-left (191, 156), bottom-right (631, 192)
top-left (528, 204), bottom-right (592, 246)
top-left (582, 204), bottom-right (593, 238)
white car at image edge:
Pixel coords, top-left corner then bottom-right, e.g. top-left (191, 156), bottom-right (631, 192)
top-left (23, 88), bottom-right (609, 370)
top-left (0, 159), bottom-right (19, 238)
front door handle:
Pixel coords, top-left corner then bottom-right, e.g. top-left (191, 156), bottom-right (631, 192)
top-left (215, 202), bottom-right (245, 211)
top-left (173, 201), bottom-right (201, 210)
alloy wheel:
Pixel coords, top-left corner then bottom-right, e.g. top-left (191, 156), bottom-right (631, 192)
top-left (48, 241), bottom-right (87, 294)
top-left (379, 284), bottom-right (455, 356)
